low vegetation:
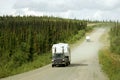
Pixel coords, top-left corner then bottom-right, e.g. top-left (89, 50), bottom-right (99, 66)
top-left (99, 22), bottom-right (120, 80)
top-left (99, 48), bottom-right (120, 80)
top-left (0, 53), bottom-right (51, 78)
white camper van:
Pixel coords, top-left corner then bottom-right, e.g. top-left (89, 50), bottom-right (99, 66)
top-left (52, 43), bottom-right (71, 67)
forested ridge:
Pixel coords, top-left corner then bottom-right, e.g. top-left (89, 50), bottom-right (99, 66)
top-left (0, 16), bottom-right (87, 77)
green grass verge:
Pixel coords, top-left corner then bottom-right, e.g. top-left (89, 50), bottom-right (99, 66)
top-left (0, 53), bottom-right (51, 78)
top-left (99, 48), bottom-right (120, 80)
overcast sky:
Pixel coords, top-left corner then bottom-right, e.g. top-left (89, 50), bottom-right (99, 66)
top-left (0, 0), bottom-right (120, 21)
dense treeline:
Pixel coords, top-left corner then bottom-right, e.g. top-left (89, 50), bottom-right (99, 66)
top-left (110, 22), bottom-right (120, 54)
top-left (0, 16), bottom-right (87, 76)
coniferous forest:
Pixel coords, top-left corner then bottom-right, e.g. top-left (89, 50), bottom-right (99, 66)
top-left (0, 16), bottom-right (87, 77)
top-left (110, 22), bottom-right (120, 54)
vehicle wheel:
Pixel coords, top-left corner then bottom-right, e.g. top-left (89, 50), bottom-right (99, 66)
top-left (52, 64), bottom-right (55, 67)
top-left (63, 64), bottom-right (66, 67)
top-left (68, 61), bottom-right (70, 65)
top-left (66, 63), bottom-right (68, 66)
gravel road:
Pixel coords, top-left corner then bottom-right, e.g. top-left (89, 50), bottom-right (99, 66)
top-left (1, 28), bottom-right (108, 80)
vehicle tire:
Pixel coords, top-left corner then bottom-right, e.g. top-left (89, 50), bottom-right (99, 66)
top-left (52, 64), bottom-right (55, 67)
top-left (66, 62), bottom-right (69, 66)
top-left (68, 61), bottom-right (70, 65)
top-left (63, 64), bottom-right (66, 67)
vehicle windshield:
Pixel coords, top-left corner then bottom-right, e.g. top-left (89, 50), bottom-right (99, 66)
top-left (54, 54), bottom-right (64, 58)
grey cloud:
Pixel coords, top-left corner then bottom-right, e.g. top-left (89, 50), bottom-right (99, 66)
top-left (13, 0), bottom-right (120, 12)
top-left (12, 0), bottom-right (120, 21)
top-left (13, 0), bottom-right (70, 12)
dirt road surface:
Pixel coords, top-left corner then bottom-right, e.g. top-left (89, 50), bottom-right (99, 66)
top-left (1, 28), bottom-right (108, 80)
